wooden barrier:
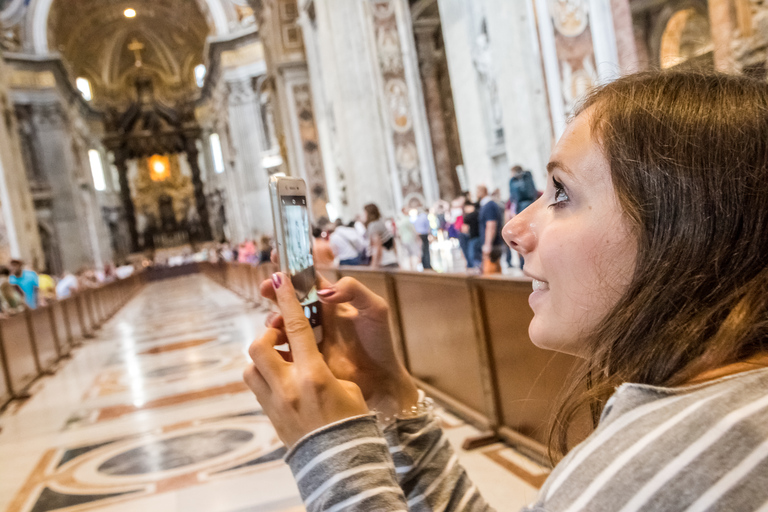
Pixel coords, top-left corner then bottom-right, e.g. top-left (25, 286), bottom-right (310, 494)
top-left (0, 274), bottom-right (144, 410)
top-left (205, 262), bottom-right (587, 460)
top-left (0, 313), bottom-right (39, 398)
top-left (473, 276), bottom-right (589, 456)
top-left (392, 272), bottom-right (497, 429)
top-left (26, 307), bottom-right (59, 372)
top-left (0, 340), bottom-right (11, 407)
top-left (61, 297), bottom-right (84, 344)
top-left (50, 300), bottom-right (73, 356)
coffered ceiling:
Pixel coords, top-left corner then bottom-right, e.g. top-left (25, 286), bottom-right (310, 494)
top-left (48, 0), bottom-right (212, 108)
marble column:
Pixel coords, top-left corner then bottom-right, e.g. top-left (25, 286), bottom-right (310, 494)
top-left (299, 0), bottom-right (395, 220)
top-left (114, 149), bottom-right (139, 252)
top-left (0, 81), bottom-right (41, 265)
top-left (226, 76), bottom-right (272, 238)
top-left (280, 69), bottom-right (329, 221)
top-left (435, 0), bottom-right (496, 193)
top-left (184, 138), bottom-right (213, 242)
top-left (364, 0), bottom-right (439, 208)
top-left (30, 102), bottom-right (96, 270)
top-left (414, 26), bottom-right (458, 200)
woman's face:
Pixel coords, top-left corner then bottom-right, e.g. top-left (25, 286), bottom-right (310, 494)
top-left (503, 110), bottom-right (637, 357)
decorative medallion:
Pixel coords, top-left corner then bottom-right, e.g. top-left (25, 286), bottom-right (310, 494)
top-left (371, 0), bottom-right (395, 19)
top-left (548, 0), bottom-right (589, 37)
top-left (7, 413), bottom-right (285, 512)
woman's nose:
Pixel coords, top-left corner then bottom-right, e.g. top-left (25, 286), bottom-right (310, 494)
top-left (502, 205), bottom-right (537, 256)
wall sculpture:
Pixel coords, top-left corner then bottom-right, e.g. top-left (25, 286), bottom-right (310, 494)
top-left (548, 0), bottom-right (598, 118)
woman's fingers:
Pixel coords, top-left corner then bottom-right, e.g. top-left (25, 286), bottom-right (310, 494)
top-left (243, 364), bottom-right (271, 403)
top-left (260, 278), bottom-right (277, 302)
top-left (248, 328), bottom-right (290, 386)
top-left (263, 271), bottom-right (333, 302)
top-left (316, 277), bottom-right (388, 314)
top-left (271, 272), bottom-right (322, 363)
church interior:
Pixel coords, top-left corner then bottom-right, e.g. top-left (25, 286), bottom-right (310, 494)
top-left (0, 0), bottom-right (766, 510)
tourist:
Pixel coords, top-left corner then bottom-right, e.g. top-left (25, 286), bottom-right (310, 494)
top-left (509, 164), bottom-right (539, 269)
top-left (258, 236), bottom-right (273, 265)
top-left (245, 71), bottom-right (768, 511)
top-left (363, 203), bottom-right (398, 269)
top-left (312, 226), bottom-right (335, 268)
top-left (477, 184), bottom-right (504, 274)
top-left (462, 198), bottom-right (480, 269)
top-left (328, 220), bottom-right (366, 267)
top-left (9, 259), bottom-right (39, 309)
top-left (412, 207), bottom-right (431, 270)
top-left (394, 208), bottom-right (421, 270)
top-left (0, 266), bottom-right (24, 313)
top-left (55, 271), bottom-right (79, 299)
top-left (37, 271), bottom-right (56, 305)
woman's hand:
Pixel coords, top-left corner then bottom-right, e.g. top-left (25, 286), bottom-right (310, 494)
top-left (243, 273), bottom-right (369, 448)
top-left (259, 273), bottom-right (419, 422)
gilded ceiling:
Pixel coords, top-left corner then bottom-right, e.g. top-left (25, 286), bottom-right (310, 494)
top-left (48, 0), bottom-right (212, 107)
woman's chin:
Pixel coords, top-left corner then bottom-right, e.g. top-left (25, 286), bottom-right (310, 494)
top-left (528, 323), bottom-right (585, 358)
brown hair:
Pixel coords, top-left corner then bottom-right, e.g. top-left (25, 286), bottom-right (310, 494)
top-left (551, 71), bottom-right (768, 461)
top-left (363, 203), bottom-right (381, 225)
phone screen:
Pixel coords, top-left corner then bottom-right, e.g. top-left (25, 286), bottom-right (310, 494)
top-left (280, 195), bottom-right (321, 329)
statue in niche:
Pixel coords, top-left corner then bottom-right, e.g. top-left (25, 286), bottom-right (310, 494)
top-left (377, 26), bottom-right (403, 74)
top-left (385, 78), bottom-right (412, 133)
top-left (472, 20), bottom-right (504, 142)
top-left (561, 56), bottom-right (596, 115)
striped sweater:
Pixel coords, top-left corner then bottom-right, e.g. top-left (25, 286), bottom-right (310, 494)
top-left (285, 366), bottom-right (768, 511)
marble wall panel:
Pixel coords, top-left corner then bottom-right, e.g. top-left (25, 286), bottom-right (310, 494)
top-left (368, 0), bottom-right (427, 207)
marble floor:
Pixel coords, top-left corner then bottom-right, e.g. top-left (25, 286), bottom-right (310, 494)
top-left (0, 274), bottom-right (543, 512)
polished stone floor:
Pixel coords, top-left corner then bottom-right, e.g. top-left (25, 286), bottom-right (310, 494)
top-left (0, 274), bottom-right (541, 512)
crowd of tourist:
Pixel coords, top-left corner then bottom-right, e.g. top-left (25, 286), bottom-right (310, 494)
top-left (300, 164), bottom-right (540, 275)
top-left (219, 165), bottom-right (540, 276)
top-left (0, 259), bottom-right (135, 316)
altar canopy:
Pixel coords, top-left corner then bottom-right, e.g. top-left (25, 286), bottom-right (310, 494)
top-left (104, 73), bottom-right (212, 252)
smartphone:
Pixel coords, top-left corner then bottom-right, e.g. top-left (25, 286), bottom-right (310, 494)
top-left (269, 176), bottom-right (323, 342)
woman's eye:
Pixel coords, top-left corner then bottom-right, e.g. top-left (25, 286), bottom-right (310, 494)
top-left (550, 177), bottom-right (569, 208)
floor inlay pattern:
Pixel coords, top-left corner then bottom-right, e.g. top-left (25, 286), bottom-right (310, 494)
top-left (1, 274), bottom-right (541, 512)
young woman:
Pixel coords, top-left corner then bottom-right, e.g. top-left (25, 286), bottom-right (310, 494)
top-left (363, 203), bottom-right (399, 269)
top-left (244, 71), bottom-right (768, 511)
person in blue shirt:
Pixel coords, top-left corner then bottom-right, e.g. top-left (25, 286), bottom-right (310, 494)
top-left (477, 185), bottom-right (504, 273)
top-left (508, 165), bottom-right (539, 268)
top-left (9, 259), bottom-right (39, 309)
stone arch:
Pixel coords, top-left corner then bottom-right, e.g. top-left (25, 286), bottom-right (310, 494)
top-left (103, 27), bottom-right (181, 88)
top-left (25, 0), bottom-right (235, 55)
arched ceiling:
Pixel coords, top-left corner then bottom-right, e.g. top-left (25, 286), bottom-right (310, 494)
top-left (48, 0), bottom-right (213, 108)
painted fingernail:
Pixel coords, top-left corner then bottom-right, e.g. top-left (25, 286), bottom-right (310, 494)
top-left (317, 288), bottom-right (335, 297)
top-left (271, 273), bottom-right (283, 289)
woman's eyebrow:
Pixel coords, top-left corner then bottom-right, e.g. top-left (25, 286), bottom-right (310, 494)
top-left (547, 161), bottom-right (574, 177)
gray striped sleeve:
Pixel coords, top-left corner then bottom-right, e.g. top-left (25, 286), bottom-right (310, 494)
top-left (285, 412), bottom-right (494, 511)
top-left (384, 413), bottom-right (493, 512)
top-left (285, 414), bottom-right (409, 511)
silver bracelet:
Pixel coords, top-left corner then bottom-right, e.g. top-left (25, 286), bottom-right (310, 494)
top-left (375, 389), bottom-right (434, 427)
